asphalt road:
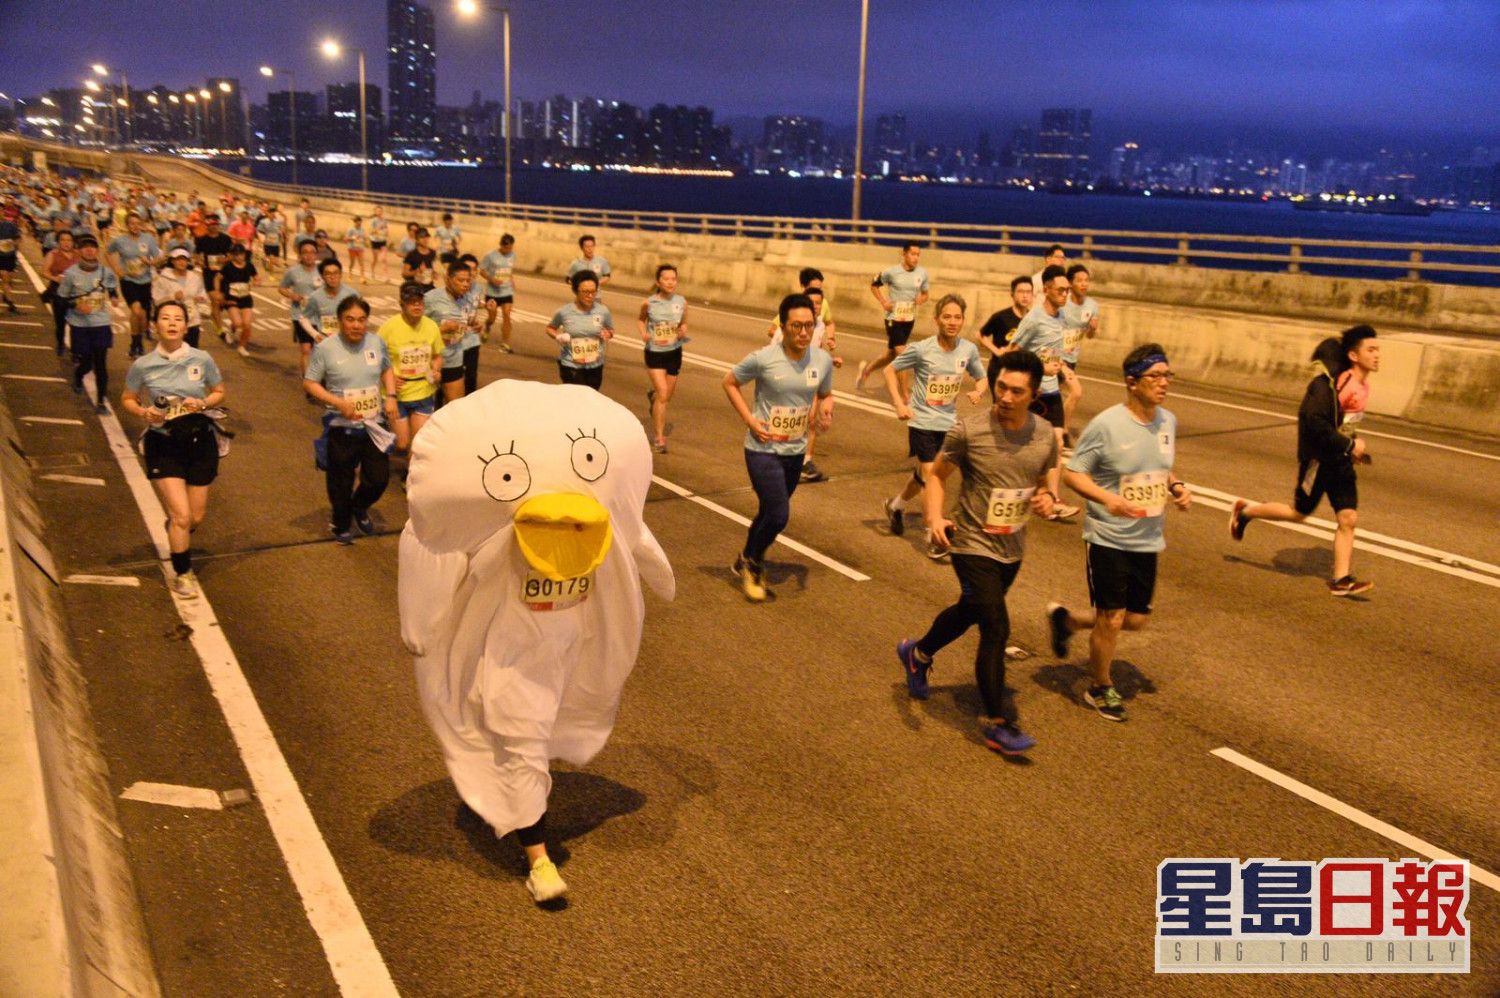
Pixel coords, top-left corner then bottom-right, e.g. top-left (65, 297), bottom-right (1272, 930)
top-left (3, 180), bottom-right (1497, 996)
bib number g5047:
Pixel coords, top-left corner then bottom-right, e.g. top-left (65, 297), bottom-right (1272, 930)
top-left (766, 405), bottom-right (811, 442)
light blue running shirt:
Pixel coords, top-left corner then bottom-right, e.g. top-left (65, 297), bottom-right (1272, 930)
top-left (731, 342), bottom-right (834, 456)
top-left (890, 335), bottom-right (985, 432)
top-left (1067, 402), bottom-right (1178, 553)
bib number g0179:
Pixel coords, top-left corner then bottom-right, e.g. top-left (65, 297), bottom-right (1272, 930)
top-left (522, 570), bottom-right (593, 611)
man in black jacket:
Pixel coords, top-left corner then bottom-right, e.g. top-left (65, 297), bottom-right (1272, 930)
top-left (1228, 329), bottom-right (1375, 596)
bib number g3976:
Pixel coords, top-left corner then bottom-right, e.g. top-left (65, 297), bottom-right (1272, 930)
top-left (522, 570), bottom-right (593, 611)
top-left (984, 486), bottom-right (1036, 535)
top-left (924, 374), bottom-right (962, 406)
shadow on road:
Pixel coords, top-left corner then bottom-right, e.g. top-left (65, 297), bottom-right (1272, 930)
top-left (895, 681), bottom-right (1034, 766)
top-left (1223, 545), bottom-right (1333, 580)
top-left (1031, 658), bottom-right (1158, 704)
top-left (696, 559), bottom-right (809, 599)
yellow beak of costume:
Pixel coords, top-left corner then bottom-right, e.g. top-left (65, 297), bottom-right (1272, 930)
top-left (513, 493), bottom-right (613, 582)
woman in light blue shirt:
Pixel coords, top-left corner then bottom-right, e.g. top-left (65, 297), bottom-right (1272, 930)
top-left (637, 264), bottom-right (689, 453)
top-left (120, 301), bottom-right (227, 599)
top-left (546, 271), bottom-right (614, 390)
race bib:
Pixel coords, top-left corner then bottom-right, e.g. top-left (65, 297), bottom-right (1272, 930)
top-left (159, 397), bottom-right (190, 421)
top-left (569, 337), bottom-right (601, 365)
top-left (77, 290), bottom-right (107, 314)
top-left (126, 257), bottom-right (148, 277)
top-left (651, 321), bottom-right (679, 346)
top-left (0, 239), bottom-right (17, 253)
top-left (522, 570), bottom-right (593, 611)
top-left (890, 301), bottom-right (916, 322)
top-left (318, 315), bottom-right (341, 340)
top-left (342, 385), bottom-right (379, 417)
top-left (984, 486), bottom-right (1036, 535)
top-left (1063, 327), bottom-right (1084, 354)
top-left (1120, 470), bottom-right (1169, 517)
top-left (924, 374), bottom-right (963, 407)
top-left (495, 266), bottom-right (513, 283)
top-left (397, 344), bottom-right (430, 379)
top-left (227, 281), bottom-right (250, 298)
top-left (207, 254), bottom-right (226, 269)
top-left (766, 405), bottom-right (811, 442)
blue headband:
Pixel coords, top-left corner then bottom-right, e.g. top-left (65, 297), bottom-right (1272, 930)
top-left (1125, 353), bottom-right (1169, 379)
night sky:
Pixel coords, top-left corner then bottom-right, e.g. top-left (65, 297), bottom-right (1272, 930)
top-left (1, 0), bottom-right (1496, 156)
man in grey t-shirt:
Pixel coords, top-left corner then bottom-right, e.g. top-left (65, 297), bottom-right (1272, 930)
top-left (894, 349), bottom-right (1059, 756)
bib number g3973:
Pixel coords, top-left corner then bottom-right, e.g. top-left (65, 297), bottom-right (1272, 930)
top-left (1120, 470), bottom-right (1169, 517)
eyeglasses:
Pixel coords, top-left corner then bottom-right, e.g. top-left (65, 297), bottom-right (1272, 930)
top-left (1137, 371), bottom-right (1175, 382)
top-left (784, 321), bottom-right (817, 333)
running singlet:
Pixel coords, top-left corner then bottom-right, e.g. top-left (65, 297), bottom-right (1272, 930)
top-left (644, 293), bottom-right (686, 351)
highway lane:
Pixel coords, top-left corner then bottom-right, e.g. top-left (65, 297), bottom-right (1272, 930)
top-left (2, 225), bottom-right (1495, 995)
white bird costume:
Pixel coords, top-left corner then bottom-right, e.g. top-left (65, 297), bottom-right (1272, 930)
top-left (398, 380), bottom-right (674, 839)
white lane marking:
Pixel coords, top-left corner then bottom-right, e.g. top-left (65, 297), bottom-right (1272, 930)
top-left (63, 574), bottom-right (142, 587)
top-left (39, 474), bottom-right (106, 487)
top-left (3, 374), bottom-right (66, 383)
top-left (251, 291), bottom-right (285, 310)
top-left (1076, 373), bottom-right (1499, 463)
top-left (1195, 490), bottom-right (1500, 590)
top-left (118, 782), bottom-right (224, 811)
top-left (1194, 484), bottom-right (1500, 579)
top-left (0, 342), bottom-right (53, 351)
top-left (85, 374), bottom-right (401, 995)
top-left (650, 474), bottom-right (870, 582)
top-left (22, 416), bottom-right (84, 426)
top-left (0, 320), bottom-right (45, 328)
top-left (1212, 748), bottom-right (1500, 894)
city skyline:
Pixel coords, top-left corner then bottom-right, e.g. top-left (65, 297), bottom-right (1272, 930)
top-left (1, 0), bottom-right (1497, 161)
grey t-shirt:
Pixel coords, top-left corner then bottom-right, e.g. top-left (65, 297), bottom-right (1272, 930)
top-left (941, 410), bottom-right (1059, 564)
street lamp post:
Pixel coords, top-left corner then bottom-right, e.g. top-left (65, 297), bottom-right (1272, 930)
top-left (322, 40), bottom-right (368, 192)
top-left (92, 64), bottom-right (130, 146)
top-left (218, 81), bottom-right (233, 153)
top-left (457, 0), bottom-right (515, 206)
top-left (852, 0), bottom-right (869, 223)
top-left (260, 66), bottom-right (299, 185)
top-left (83, 79), bottom-right (112, 145)
top-left (198, 89), bottom-right (212, 147)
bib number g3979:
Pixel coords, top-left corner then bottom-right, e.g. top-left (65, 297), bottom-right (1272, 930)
top-left (522, 570), bottom-right (593, 611)
top-left (397, 345), bottom-right (430, 380)
top-left (890, 301), bottom-right (916, 322)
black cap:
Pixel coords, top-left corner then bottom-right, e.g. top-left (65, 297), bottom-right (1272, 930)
top-left (76, 234), bottom-right (99, 248)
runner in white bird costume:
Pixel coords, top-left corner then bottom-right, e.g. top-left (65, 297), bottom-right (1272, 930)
top-left (398, 379), bottom-right (675, 904)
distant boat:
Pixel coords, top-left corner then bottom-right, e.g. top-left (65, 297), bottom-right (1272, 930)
top-left (1292, 195), bottom-right (1433, 216)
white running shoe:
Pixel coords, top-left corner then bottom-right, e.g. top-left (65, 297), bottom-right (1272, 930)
top-left (236, 346), bottom-right (250, 358)
top-left (526, 857), bottom-right (568, 903)
top-left (170, 571), bottom-right (200, 599)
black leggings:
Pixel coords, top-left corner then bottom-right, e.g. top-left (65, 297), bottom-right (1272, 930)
top-left (73, 346), bottom-right (110, 405)
top-left (463, 345), bottom-right (480, 395)
top-left (49, 288), bottom-right (68, 350)
top-left (516, 813), bottom-right (546, 848)
top-left (325, 427), bottom-right (390, 532)
top-left (917, 554), bottom-right (1021, 723)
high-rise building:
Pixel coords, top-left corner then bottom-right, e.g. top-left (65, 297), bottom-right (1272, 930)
top-left (267, 90), bottom-right (322, 154)
top-left (647, 105), bottom-right (722, 167)
top-left (1109, 142), bottom-right (1140, 184)
top-left (1034, 107), bottom-right (1091, 184)
top-left (761, 115), bottom-right (825, 170)
top-left (327, 82), bottom-right (384, 156)
top-left (205, 78), bottom-right (246, 152)
top-left (387, 0), bottom-right (436, 152)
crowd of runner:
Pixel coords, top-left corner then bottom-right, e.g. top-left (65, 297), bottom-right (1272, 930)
top-left (0, 162), bottom-right (1382, 761)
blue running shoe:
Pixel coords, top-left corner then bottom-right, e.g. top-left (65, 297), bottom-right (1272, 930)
top-left (897, 638), bottom-right (930, 700)
top-left (983, 723), bottom-right (1036, 755)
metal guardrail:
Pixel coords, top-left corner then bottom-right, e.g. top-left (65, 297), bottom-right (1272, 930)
top-left (137, 155), bottom-right (1500, 285)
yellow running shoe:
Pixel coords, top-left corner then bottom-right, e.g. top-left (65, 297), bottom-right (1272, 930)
top-left (526, 857), bottom-right (568, 903)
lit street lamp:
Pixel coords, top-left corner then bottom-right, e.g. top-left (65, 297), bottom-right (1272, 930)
top-left (852, 0), bottom-right (869, 222)
top-left (456, 0), bottom-right (516, 205)
top-left (218, 80), bottom-right (234, 153)
top-left (321, 38), bottom-right (368, 192)
top-left (93, 63), bottom-right (131, 146)
top-left (261, 65), bottom-right (299, 185)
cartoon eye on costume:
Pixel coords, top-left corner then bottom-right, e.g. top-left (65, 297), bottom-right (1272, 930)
top-left (566, 428), bottom-right (609, 482)
top-left (478, 442), bottom-right (530, 502)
